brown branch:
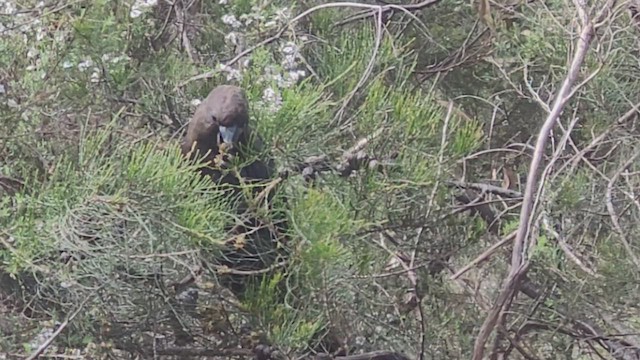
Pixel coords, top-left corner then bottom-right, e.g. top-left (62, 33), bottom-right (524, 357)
top-left (145, 347), bottom-right (253, 357)
top-left (176, 26), bottom-right (288, 88)
top-left (148, 347), bottom-right (412, 360)
top-left (452, 189), bottom-right (503, 234)
top-left (179, 1), bottom-right (441, 89)
top-left (450, 230), bottom-right (517, 280)
top-left (335, 0), bottom-right (442, 27)
top-left (471, 0), bottom-right (614, 357)
top-left (280, 127), bottom-right (391, 182)
top-left (446, 180), bottom-right (523, 198)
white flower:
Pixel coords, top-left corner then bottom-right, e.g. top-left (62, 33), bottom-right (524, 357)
top-left (222, 14), bottom-right (242, 28)
top-left (130, 0), bottom-right (157, 18)
top-left (281, 42), bottom-right (298, 55)
top-left (262, 87), bottom-right (283, 113)
top-left (218, 0), bottom-right (228, 4)
top-left (1, 1), bottom-right (16, 15)
top-left (130, 6), bottom-right (143, 18)
top-left (283, 54), bottom-right (297, 70)
top-left (27, 48), bottom-right (39, 58)
top-left (224, 32), bottom-right (238, 46)
top-left (78, 59), bottom-right (93, 71)
top-left (217, 63), bottom-right (242, 81)
top-left (113, 55), bottom-right (130, 63)
top-left (190, 99), bottom-right (202, 107)
top-left (281, 42), bottom-right (300, 70)
top-left (262, 87), bottom-right (279, 103)
top-left (35, 26), bottom-right (46, 41)
top-left (54, 31), bottom-right (66, 42)
top-left (103, 53), bottom-right (130, 64)
top-left (263, 65), bottom-right (278, 75)
top-left (270, 73), bottom-right (288, 88)
top-left (288, 69), bottom-right (306, 83)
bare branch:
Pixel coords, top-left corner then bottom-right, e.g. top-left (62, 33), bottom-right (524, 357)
top-left (450, 230), bottom-right (517, 280)
top-left (446, 180), bottom-right (523, 198)
top-left (472, 0), bottom-right (615, 357)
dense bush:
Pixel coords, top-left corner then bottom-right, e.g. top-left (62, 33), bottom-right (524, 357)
top-left (1, 0), bottom-right (639, 359)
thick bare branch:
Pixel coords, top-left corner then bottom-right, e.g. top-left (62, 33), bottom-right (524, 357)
top-left (471, 0), bottom-right (615, 357)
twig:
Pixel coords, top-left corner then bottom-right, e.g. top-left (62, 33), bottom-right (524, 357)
top-left (414, 101), bottom-right (454, 360)
top-left (335, 0), bottom-right (442, 26)
top-left (214, 260), bottom-right (288, 276)
top-left (282, 127), bottom-right (388, 181)
top-left (605, 148), bottom-right (640, 268)
top-left (540, 214), bottom-right (601, 278)
top-left (175, 1), bottom-right (198, 63)
top-left (332, 7), bottom-right (383, 126)
top-left (0, 175), bottom-right (25, 195)
top-left (26, 292), bottom-right (96, 360)
top-left (334, 350), bottom-right (412, 360)
top-left (616, 102), bottom-right (640, 124)
top-left (450, 230), bottom-right (517, 280)
top-left (446, 180), bottom-right (523, 198)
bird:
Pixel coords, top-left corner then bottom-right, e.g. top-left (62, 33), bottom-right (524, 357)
top-left (181, 84), bottom-right (274, 191)
top-left (180, 85), bottom-right (287, 298)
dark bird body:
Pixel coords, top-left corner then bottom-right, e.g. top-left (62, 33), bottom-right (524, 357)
top-left (181, 85), bottom-right (287, 297)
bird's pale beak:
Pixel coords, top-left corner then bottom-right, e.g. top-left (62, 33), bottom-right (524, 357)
top-left (218, 125), bottom-right (242, 144)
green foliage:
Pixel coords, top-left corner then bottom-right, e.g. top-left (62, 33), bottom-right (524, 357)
top-left (501, 218), bottom-right (519, 236)
top-left (256, 82), bottom-right (334, 155)
top-left (309, 24), bottom-right (399, 98)
top-left (293, 188), bottom-right (360, 242)
top-left (555, 168), bottom-right (589, 208)
top-left (4, 0), bottom-right (639, 357)
top-left (532, 234), bottom-right (556, 260)
top-left (0, 123), bottom-right (230, 273)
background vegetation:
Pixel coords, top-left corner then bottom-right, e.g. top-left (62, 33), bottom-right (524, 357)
top-left (1, 0), bottom-right (639, 359)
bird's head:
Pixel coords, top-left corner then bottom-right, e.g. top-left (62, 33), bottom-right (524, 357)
top-left (205, 85), bottom-right (250, 148)
top-left (183, 84), bottom-right (256, 167)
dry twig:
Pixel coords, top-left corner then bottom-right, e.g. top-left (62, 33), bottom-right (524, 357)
top-left (605, 148), bottom-right (640, 268)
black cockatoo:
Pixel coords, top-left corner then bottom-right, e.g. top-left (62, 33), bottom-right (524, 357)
top-left (181, 85), bottom-right (274, 189)
top-left (181, 85), bottom-right (287, 297)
